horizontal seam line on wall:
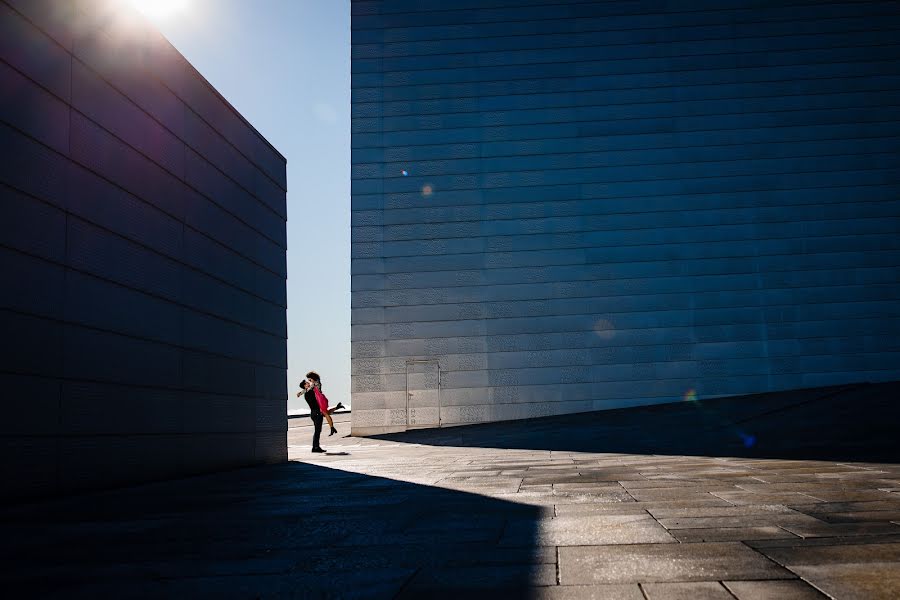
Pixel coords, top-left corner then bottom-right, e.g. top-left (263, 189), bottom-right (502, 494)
top-left (354, 357), bottom-right (898, 381)
top-left (353, 86), bottom-right (900, 130)
top-left (0, 118), bottom-right (287, 280)
top-left (350, 265), bottom-right (898, 300)
top-left (351, 98), bottom-right (900, 140)
top-left (350, 380), bottom-right (892, 404)
top-left (351, 2), bottom-right (871, 31)
top-left (353, 0), bottom-right (715, 19)
top-left (356, 136), bottom-right (900, 182)
top-left (349, 252), bottom-right (900, 283)
top-left (354, 234), bottom-right (900, 265)
top-left (1, 181), bottom-right (287, 309)
top-left (352, 13), bottom-right (900, 59)
top-left (4, 1), bottom-right (287, 188)
top-left (349, 0), bottom-right (891, 35)
top-left (353, 130), bottom-right (900, 172)
top-left (350, 257), bottom-right (900, 292)
top-left (352, 29), bottom-right (900, 75)
top-left (351, 110), bottom-right (900, 155)
top-left (349, 297), bottom-right (900, 330)
top-left (0, 240), bottom-right (287, 339)
top-left (352, 290), bottom-right (900, 314)
top-left (351, 58), bottom-right (900, 103)
top-left (352, 200), bottom-right (900, 242)
top-left (351, 382), bottom-right (895, 408)
top-left (351, 110), bottom-right (900, 151)
top-left (350, 281), bottom-right (900, 312)
top-left (352, 204), bottom-right (900, 243)
top-left (351, 338), bottom-right (900, 373)
top-left (356, 240), bottom-right (900, 262)
top-left (354, 194), bottom-right (900, 227)
top-left (351, 52), bottom-right (900, 93)
top-left (350, 163), bottom-right (900, 203)
top-left (350, 338), bottom-right (900, 370)
top-left (0, 306), bottom-right (287, 371)
top-left (352, 178), bottom-right (897, 214)
top-left (350, 0), bottom-right (877, 22)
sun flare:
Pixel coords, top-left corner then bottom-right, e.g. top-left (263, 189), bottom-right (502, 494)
top-left (127, 0), bottom-right (188, 20)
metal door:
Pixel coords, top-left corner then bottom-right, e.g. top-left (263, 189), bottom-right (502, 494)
top-left (405, 360), bottom-right (440, 429)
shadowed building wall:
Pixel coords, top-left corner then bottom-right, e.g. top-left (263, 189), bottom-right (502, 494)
top-left (350, 0), bottom-right (900, 435)
top-left (0, 0), bottom-right (288, 499)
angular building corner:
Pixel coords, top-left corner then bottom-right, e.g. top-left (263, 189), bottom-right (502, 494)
top-left (350, 0), bottom-right (900, 435)
top-left (1, 0), bottom-right (288, 500)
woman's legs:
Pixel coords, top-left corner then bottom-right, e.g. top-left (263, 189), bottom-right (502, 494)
top-left (324, 411), bottom-right (338, 436)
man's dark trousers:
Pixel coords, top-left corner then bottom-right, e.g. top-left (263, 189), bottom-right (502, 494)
top-left (310, 410), bottom-right (324, 450)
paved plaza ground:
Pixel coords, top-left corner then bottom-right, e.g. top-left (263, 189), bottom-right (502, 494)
top-left (2, 382), bottom-right (899, 598)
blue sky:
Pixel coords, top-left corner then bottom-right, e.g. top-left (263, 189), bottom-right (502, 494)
top-left (141, 0), bottom-right (351, 413)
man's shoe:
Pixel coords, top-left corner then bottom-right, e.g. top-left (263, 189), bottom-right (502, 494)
top-left (335, 402), bottom-right (345, 411)
top-left (312, 447), bottom-right (326, 453)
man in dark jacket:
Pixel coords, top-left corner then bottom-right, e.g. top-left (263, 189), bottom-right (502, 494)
top-left (298, 379), bottom-right (325, 453)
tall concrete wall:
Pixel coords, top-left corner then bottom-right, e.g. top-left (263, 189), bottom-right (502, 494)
top-left (0, 0), bottom-right (288, 499)
top-left (350, 0), bottom-right (900, 435)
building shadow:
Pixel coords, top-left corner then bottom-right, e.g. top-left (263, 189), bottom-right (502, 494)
top-left (0, 462), bottom-right (543, 598)
top-left (374, 381), bottom-right (900, 464)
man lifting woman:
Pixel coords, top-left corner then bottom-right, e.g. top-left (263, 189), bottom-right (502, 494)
top-left (297, 370), bottom-right (345, 453)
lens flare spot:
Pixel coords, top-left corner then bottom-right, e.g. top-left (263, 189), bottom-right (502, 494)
top-left (739, 432), bottom-right (757, 448)
top-left (593, 319), bottom-right (615, 340)
top-left (401, 170), bottom-right (409, 177)
top-left (422, 184), bottom-right (433, 197)
top-left (683, 388), bottom-right (698, 402)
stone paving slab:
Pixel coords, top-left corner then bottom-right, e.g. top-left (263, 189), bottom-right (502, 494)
top-left (709, 491), bottom-right (827, 505)
top-left (641, 581), bottom-right (735, 599)
top-left (747, 534), bottom-right (900, 549)
top-left (787, 563), bottom-right (900, 600)
top-left (558, 542), bottom-right (794, 584)
top-left (529, 584), bottom-right (645, 599)
top-left (647, 504), bottom-right (800, 518)
top-left (657, 513), bottom-right (823, 530)
top-left (755, 542), bottom-right (900, 565)
top-left (722, 579), bottom-right (828, 599)
top-left (501, 514), bottom-right (676, 547)
top-left (779, 521), bottom-right (900, 538)
top-left (670, 526), bottom-right (798, 543)
top-left (787, 500), bottom-right (900, 514)
top-left (398, 563), bottom-right (558, 597)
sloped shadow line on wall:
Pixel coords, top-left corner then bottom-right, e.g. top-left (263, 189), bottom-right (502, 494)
top-left (373, 381), bottom-right (900, 464)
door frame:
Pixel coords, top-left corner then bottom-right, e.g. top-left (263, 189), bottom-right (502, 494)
top-left (405, 359), bottom-right (441, 429)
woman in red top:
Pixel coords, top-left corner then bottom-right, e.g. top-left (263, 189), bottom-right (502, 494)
top-left (307, 370), bottom-right (344, 436)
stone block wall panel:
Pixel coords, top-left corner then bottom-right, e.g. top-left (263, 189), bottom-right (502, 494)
top-left (0, 0), bottom-right (288, 499)
top-left (350, 0), bottom-right (900, 434)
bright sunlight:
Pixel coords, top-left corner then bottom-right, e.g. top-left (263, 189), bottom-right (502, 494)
top-left (127, 0), bottom-right (189, 20)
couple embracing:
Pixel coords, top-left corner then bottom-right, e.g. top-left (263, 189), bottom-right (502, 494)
top-left (297, 371), bottom-right (344, 453)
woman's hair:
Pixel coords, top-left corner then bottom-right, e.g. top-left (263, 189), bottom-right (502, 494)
top-left (306, 371), bottom-right (322, 390)
top-left (300, 380), bottom-right (310, 390)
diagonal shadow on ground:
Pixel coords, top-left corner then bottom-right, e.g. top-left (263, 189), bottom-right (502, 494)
top-left (0, 462), bottom-right (544, 598)
top-left (374, 381), bottom-right (900, 464)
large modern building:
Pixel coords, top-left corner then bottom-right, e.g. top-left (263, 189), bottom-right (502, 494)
top-left (1, 0), bottom-right (287, 499)
top-left (350, 0), bottom-right (900, 434)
